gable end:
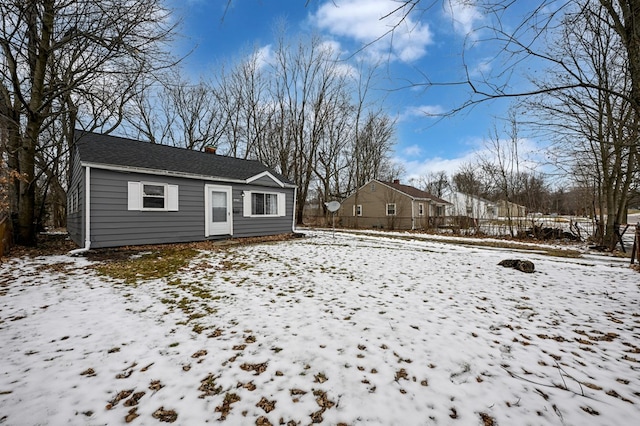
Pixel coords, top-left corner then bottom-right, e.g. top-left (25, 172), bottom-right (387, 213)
top-left (246, 171), bottom-right (285, 188)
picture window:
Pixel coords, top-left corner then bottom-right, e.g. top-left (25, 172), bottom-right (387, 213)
top-left (251, 193), bottom-right (278, 215)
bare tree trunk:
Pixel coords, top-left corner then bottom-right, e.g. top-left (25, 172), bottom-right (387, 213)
top-left (13, 0), bottom-right (54, 245)
top-left (1, 0), bottom-right (178, 246)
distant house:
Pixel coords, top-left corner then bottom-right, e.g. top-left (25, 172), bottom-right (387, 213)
top-left (338, 179), bottom-right (450, 230)
top-left (442, 190), bottom-right (498, 220)
top-left (496, 200), bottom-right (527, 218)
top-left (67, 131), bottom-right (296, 249)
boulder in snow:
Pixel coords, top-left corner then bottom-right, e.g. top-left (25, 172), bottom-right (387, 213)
top-left (498, 259), bottom-right (535, 273)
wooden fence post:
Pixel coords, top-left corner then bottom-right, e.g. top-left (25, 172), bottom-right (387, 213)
top-left (631, 223), bottom-right (640, 266)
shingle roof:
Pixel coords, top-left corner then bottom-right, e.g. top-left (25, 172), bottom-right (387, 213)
top-left (74, 130), bottom-right (294, 185)
top-left (382, 181), bottom-right (451, 205)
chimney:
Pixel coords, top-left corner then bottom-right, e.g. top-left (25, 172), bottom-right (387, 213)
top-left (393, 179), bottom-right (400, 184)
top-left (205, 146), bottom-right (217, 154)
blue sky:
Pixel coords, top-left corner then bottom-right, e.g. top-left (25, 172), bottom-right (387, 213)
top-left (167, 0), bottom-right (525, 180)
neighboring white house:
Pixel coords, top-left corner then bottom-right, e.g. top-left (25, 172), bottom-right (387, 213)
top-left (496, 200), bottom-right (527, 218)
top-left (442, 190), bottom-right (498, 220)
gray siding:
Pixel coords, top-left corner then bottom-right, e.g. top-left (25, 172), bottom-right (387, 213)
top-left (89, 169), bottom-right (205, 248)
top-left (250, 175), bottom-right (283, 186)
top-left (232, 185), bottom-right (295, 238)
top-left (66, 146), bottom-right (85, 247)
top-left (85, 168), bottom-right (295, 248)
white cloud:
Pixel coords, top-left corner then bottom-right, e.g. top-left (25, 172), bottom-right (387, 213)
top-left (469, 57), bottom-right (492, 78)
top-left (318, 39), bottom-right (360, 77)
top-left (254, 44), bottom-right (274, 70)
top-left (443, 0), bottom-right (484, 38)
top-left (398, 150), bottom-right (478, 181)
top-left (399, 104), bottom-right (445, 121)
top-left (397, 134), bottom-right (545, 181)
top-left (403, 144), bottom-right (423, 156)
top-left (320, 39), bottom-right (343, 56)
top-left (312, 0), bottom-right (433, 63)
top-left (477, 136), bottom-right (546, 172)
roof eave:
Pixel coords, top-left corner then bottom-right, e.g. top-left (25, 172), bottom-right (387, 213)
top-left (84, 161), bottom-right (298, 188)
top-left (80, 161), bottom-right (276, 186)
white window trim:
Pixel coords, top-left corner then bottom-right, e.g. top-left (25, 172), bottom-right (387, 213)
top-left (243, 190), bottom-right (286, 217)
top-left (353, 204), bottom-right (362, 216)
top-left (418, 203), bottom-right (424, 216)
top-left (386, 203), bottom-right (396, 216)
top-left (128, 181), bottom-right (179, 212)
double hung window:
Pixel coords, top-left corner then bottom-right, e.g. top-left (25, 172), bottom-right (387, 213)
top-left (386, 203), bottom-right (396, 216)
top-left (128, 181), bottom-right (179, 211)
top-left (142, 184), bottom-right (166, 209)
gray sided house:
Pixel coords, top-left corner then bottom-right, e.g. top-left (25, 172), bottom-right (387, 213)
top-left (67, 131), bottom-right (296, 249)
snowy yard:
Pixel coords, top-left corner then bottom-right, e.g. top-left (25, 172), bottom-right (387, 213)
top-left (1, 230), bottom-right (639, 425)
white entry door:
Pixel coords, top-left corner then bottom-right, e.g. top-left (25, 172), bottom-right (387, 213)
top-left (205, 185), bottom-right (232, 236)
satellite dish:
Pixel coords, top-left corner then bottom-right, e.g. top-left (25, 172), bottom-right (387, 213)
top-left (325, 201), bottom-right (341, 212)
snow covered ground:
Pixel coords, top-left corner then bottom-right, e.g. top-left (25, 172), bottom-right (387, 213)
top-left (1, 230), bottom-right (639, 426)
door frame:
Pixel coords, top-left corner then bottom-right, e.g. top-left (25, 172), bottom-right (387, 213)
top-left (204, 184), bottom-right (233, 237)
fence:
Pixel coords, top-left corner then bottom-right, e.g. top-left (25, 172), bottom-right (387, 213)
top-left (0, 215), bottom-right (12, 258)
top-left (632, 224), bottom-right (640, 266)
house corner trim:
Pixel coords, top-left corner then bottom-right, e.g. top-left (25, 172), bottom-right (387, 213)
top-left (84, 166), bottom-right (91, 250)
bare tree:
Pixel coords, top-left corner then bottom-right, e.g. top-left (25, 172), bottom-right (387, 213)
top-left (452, 162), bottom-right (486, 197)
top-left (1, 0), bottom-right (178, 245)
top-left (313, 89), bottom-right (353, 217)
top-left (342, 62), bottom-right (397, 227)
top-left (168, 77), bottom-right (225, 151)
top-left (393, 2), bottom-right (640, 118)
top-left (477, 110), bottom-right (529, 235)
top-left (201, 25), bottom-right (396, 224)
top-left (415, 170), bottom-right (450, 197)
top-left (369, 0), bottom-right (640, 191)
top-left (349, 111), bottom-right (397, 189)
top-left (123, 77), bottom-right (175, 145)
top-left (526, 2), bottom-right (639, 247)
top-left (260, 32), bottom-right (369, 223)
top-left (517, 172), bottom-right (549, 214)
top-left (213, 50), bottom-right (272, 158)
top-left (126, 69), bottom-right (226, 151)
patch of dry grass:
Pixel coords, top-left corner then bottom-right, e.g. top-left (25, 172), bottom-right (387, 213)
top-left (92, 247), bottom-right (199, 284)
top-left (87, 233), bottom-right (301, 284)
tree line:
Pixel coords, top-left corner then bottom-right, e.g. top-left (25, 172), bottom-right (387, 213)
top-left (390, 0), bottom-right (640, 248)
top-left (1, 2), bottom-right (398, 246)
top-left (2, 0), bottom-right (640, 250)
top-left (122, 31), bottom-right (400, 225)
top-left (1, 0), bottom-right (178, 245)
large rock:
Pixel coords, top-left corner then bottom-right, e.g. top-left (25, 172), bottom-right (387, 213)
top-left (498, 259), bottom-right (535, 273)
